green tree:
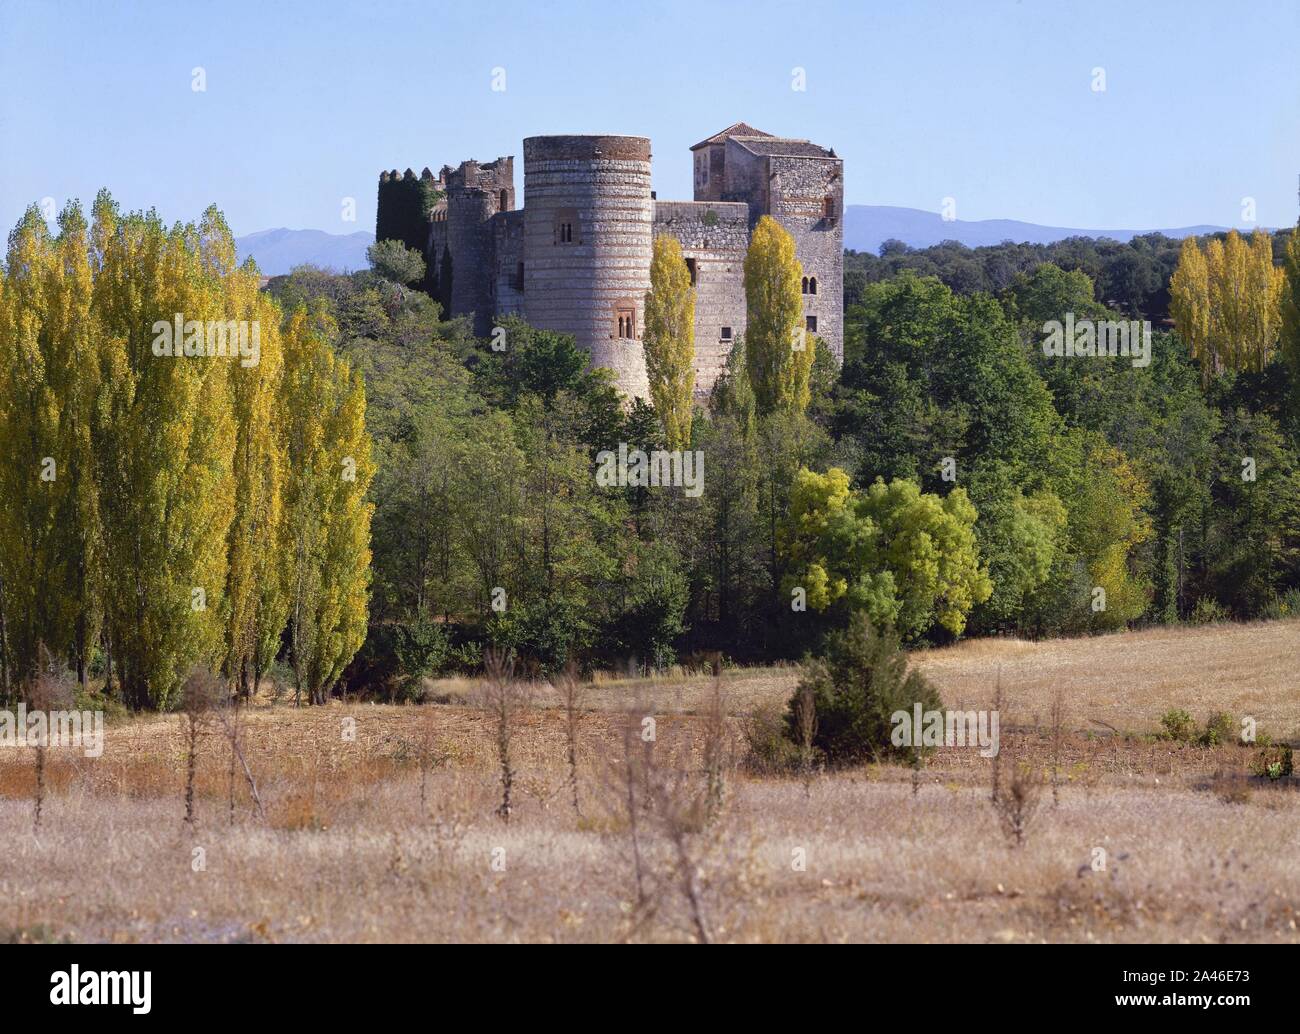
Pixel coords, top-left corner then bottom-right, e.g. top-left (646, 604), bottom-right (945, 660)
top-left (779, 468), bottom-right (991, 640)
top-left (789, 613), bottom-right (942, 766)
top-left (367, 238), bottom-right (427, 295)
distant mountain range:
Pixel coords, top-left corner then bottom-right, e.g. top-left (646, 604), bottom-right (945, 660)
top-left (235, 228), bottom-right (374, 276)
top-left (843, 205), bottom-right (1237, 254)
top-left (235, 208), bottom-right (1244, 275)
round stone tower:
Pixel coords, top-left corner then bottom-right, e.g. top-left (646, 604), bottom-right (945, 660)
top-left (522, 135), bottom-right (652, 400)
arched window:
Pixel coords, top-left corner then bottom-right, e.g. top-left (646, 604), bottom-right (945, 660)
top-left (801, 276), bottom-right (809, 294)
top-left (809, 276), bottom-right (817, 295)
top-left (616, 307), bottom-right (636, 339)
top-left (555, 208), bottom-right (580, 245)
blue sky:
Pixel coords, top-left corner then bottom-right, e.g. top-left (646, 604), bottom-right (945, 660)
top-left (2, 0), bottom-right (1297, 237)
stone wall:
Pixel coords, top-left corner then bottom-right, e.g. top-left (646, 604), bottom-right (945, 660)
top-left (652, 200), bottom-right (749, 396)
top-left (720, 141), bottom-right (769, 216)
top-left (492, 210), bottom-right (525, 321)
top-left (768, 155), bottom-right (844, 364)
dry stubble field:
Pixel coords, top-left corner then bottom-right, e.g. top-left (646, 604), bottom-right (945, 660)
top-left (1, 619), bottom-right (1297, 943)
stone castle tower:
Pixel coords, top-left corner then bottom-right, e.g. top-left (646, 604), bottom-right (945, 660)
top-left (377, 123), bottom-right (843, 398)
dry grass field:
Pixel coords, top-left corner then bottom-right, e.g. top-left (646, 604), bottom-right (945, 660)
top-left (1, 619), bottom-right (1297, 944)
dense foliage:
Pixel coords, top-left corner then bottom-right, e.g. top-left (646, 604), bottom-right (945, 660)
top-left (4, 197), bottom-right (1297, 702)
top-left (0, 195), bottom-right (373, 708)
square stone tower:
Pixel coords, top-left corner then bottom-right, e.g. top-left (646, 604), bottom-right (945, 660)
top-left (690, 123), bottom-right (844, 364)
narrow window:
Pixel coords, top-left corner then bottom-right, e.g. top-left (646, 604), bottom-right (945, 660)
top-left (822, 196), bottom-right (835, 221)
top-left (801, 276), bottom-right (809, 294)
top-left (617, 308), bottom-right (636, 339)
top-left (499, 189), bottom-right (509, 211)
top-left (720, 326), bottom-right (732, 341)
top-left (809, 276), bottom-right (817, 295)
top-left (806, 315), bottom-right (817, 333)
top-left (685, 257), bottom-right (698, 287)
top-left (555, 208), bottom-right (579, 245)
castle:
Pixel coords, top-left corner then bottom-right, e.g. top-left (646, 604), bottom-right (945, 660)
top-left (376, 123), bottom-right (843, 399)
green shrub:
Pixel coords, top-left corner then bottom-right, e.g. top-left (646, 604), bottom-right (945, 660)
top-left (1198, 710), bottom-right (1236, 747)
top-left (1250, 743), bottom-right (1293, 780)
top-left (1260, 588), bottom-right (1300, 620)
top-left (788, 614), bottom-right (941, 767)
top-left (73, 686), bottom-right (128, 722)
top-left (1188, 596), bottom-right (1229, 625)
top-left (1159, 708), bottom-right (1196, 742)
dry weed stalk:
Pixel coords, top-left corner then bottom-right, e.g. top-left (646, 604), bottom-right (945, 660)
top-left (701, 672), bottom-right (729, 823)
top-left (603, 702), bottom-right (714, 943)
top-left (554, 662), bottom-right (585, 816)
top-left (990, 671), bottom-right (1004, 803)
top-left (1050, 687), bottom-right (1064, 808)
top-left (614, 705), bottom-right (651, 911)
top-left (478, 647), bottom-right (529, 823)
top-left (180, 669), bottom-right (222, 826)
top-left (29, 649), bottom-right (73, 833)
top-left (211, 685), bottom-right (266, 823)
top-left (794, 678), bottom-right (817, 796)
top-left (991, 728), bottom-right (1042, 849)
top-left (417, 702), bottom-right (438, 817)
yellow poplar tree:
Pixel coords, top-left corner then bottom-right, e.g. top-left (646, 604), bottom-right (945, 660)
top-left (1172, 230), bottom-right (1284, 383)
top-left (1169, 236), bottom-right (1211, 379)
top-left (89, 193), bottom-right (237, 709)
top-left (218, 225), bottom-right (290, 700)
top-left (0, 201), bottom-right (106, 691)
top-left (643, 235), bottom-right (696, 447)
top-left (282, 310), bottom-right (374, 705)
top-left (0, 210), bottom-right (73, 687)
top-left (743, 215), bottom-right (811, 415)
top-left (1282, 225), bottom-right (1300, 400)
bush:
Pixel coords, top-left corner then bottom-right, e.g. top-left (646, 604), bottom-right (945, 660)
top-left (1251, 743), bottom-right (1293, 780)
top-left (787, 614), bottom-right (941, 767)
top-left (1188, 596), bottom-right (1229, 625)
top-left (1198, 710), bottom-right (1235, 747)
top-left (1159, 708), bottom-right (1196, 742)
top-left (743, 701), bottom-right (802, 775)
top-left (1261, 588), bottom-right (1300, 621)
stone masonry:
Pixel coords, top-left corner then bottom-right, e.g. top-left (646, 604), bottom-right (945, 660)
top-left (377, 123), bottom-right (843, 399)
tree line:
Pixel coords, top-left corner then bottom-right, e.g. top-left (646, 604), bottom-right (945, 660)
top-left (5, 197), bottom-right (1298, 706)
top-left (341, 213), bottom-right (1300, 692)
top-left (846, 228), bottom-right (1297, 324)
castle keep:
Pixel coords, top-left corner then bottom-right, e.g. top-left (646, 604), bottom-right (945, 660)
top-left (377, 123), bottom-right (843, 398)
